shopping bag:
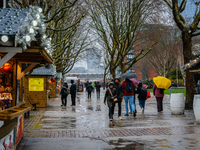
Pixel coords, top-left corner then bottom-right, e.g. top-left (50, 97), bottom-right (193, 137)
top-left (146, 91), bottom-right (151, 99)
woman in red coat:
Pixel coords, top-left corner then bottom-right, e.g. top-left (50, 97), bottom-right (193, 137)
top-left (153, 84), bottom-right (164, 112)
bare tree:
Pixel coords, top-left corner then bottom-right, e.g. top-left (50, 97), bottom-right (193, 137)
top-left (163, 0), bottom-right (200, 109)
top-left (87, 0), bottom-right (157, 78)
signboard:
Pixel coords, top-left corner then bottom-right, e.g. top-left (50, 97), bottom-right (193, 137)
top-left (29, 78), bottom-right (44, 91)
top-left (16, 115), bottom-right (24, 145)
top-left (0, 130), bottom-right (14, 150)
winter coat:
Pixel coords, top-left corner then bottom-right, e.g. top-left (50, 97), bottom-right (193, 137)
top-left (114, 82), bottom-right (123, 101)
top-left (136, 83), bottom-right (146, 100)
top-left (122, 79), bottom-right (135, 96)
top-left (104, 88), bottom-right (117, 107)
top-left (87, 84), bottom-right (93, 92)
top-left (153, 84), bottom-right (164, 97)
top-left (96, 84), bottom-right (101, 91)
top-left (70, 80), bottom-right (76, 95)
top-left (61, 86), bottom-right (68, 98)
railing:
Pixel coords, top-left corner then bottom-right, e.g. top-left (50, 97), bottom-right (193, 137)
top-left (169, 87), bottom-right (185, 95)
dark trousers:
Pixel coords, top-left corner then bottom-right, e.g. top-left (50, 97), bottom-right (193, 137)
top-left (108, 105), bottom-right (115, 119)
top-left (97, 90), bottom-right (100, 99)
top-left (156, 97), bottom-right (163, 112)
top-left (118, 101), bottom-right (122, 117)
top-left (71, 94), bottom-right (76, 105)
top-left (62, 96), bottom-right (67, 106)
top-left (88, 91), bottom-right (91, 99)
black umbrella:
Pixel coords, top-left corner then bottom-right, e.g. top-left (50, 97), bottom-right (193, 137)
top-left (120, 72), bottom-right (139, 79)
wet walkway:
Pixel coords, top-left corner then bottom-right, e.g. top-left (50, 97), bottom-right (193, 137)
top-left (18, 89), bottom-right (200, 150)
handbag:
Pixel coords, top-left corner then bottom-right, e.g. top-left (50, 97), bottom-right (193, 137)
top-left (108, 88), bottom-right (118, 102)
top-left (146, 91), bottom-right (151, 99)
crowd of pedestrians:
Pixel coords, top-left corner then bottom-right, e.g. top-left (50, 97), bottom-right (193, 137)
top-left (60, 78), bottom-right (164, 122)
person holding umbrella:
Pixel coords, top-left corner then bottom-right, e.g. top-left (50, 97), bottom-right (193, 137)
top-left (153, 76), bottom-right (171, 112)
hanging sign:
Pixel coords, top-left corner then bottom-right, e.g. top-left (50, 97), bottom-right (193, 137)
top-left (29, 78), bottom-right (44, 91)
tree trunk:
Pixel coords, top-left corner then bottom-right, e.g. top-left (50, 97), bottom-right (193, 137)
top-left (182, 31), bottom-right (195, 109)
top-left (103, 69), bottom-right (106, 90)
top-left (120, 63), bottom-right (125, 74)
top-left (110, 67), bottom-right (116, 79)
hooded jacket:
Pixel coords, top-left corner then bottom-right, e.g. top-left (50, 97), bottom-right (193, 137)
top-left (122, 79), bottom-right (135, 96)
top-left (136, 83), bottom-right (147, 100)
top-left (114, 78), bottom-right (123, 101)
top-left (104, 86), bottom-right (117, 107)
top-left (153, 84), bottom-right (164, 97)
top-left (70, 80), bottom-right (76, 94)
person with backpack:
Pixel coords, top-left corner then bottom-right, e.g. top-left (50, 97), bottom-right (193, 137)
top-left (96, 82), bottom-right (101, 99)
top-left (60, 82), bottom-right (69, 107)
top-left (114, 78), bottom-right (123, 120)
top-left (122, 78), bottom-right (136, 117)
top-left (87, 83), bottom-right (93, 99)
top-left (136, 82), bottom-right (147, 113)
top-left (70, 80), bottom-right (76, 106)
top-left (153, 84), bottom-right (165, 112)
top-left (104, 82), bottom-right (117, 121)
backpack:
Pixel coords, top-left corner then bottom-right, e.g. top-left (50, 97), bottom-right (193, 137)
top-left (126, 81), bottom-right (133, 93)
top-left (88, 85), bottom-right (93, 92)
top-left (65, 88), bottom-right (70, 95)
top-left (139, 87), bottom-right (147, 98)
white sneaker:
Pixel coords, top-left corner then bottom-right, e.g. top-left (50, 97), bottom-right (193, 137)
top-left (118, 116), bottom-right (122, 120)
top-left (142, 108), bottom-right (144, 114)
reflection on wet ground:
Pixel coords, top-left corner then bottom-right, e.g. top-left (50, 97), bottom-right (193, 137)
top-left (30, 89), bottom-right (196, 131)
top-left (22, 89), bottom-right (200, 149)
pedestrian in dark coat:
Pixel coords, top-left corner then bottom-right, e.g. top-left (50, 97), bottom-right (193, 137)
top-left (96, 82), bottom-right (101, 99)
top-left (70, 80), bottom-right (76, 106)
top-left (60, 83), bottom-right (69, 106)
top-left (135, 82), bottom-right (147, 113)
top-left (87, 83), bottom-right (93, 99)
top-left (114, 78), bottom-right (123, 120)
top-left (104, 82), bottom-right (117, 121)
top-left (153, 84), bottom-right (164, 112)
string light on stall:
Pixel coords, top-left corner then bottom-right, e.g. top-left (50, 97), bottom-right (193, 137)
top-left (1, 35), bottom-right (8, 42)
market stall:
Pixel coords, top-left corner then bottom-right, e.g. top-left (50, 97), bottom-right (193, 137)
top-left (0, 6), bottom-right (53, 149)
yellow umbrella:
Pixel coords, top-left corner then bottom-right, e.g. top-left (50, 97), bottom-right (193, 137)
top-left (153, 76), bottom-right (171, 90)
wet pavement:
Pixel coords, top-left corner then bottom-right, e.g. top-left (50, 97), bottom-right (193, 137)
top-left (17, 88), bottom-right (200, 150)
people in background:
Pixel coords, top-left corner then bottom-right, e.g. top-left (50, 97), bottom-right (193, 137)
top-left (70, 80), bottom-right (76, 106)
top-left (153, 84), bottom-right (164, 112)
top-left (60, 82), bottom-right (69, 107)
top-left (96, 82), bottom-right (101, 99)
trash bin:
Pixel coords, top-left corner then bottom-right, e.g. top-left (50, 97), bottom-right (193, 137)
top-left (193, 95), bottom-right (200, 123)
top-left (170, 93), bottom-right (185, 115)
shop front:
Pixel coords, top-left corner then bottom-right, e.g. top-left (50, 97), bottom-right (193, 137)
top-left (0, 6), bottom-right (53, 149)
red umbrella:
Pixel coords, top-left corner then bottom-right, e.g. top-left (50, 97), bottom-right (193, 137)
top-left (121, 78), bottom-right (140, 85)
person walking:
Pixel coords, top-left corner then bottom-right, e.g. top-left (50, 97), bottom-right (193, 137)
top-left (87, 83), bottom-right (93, 99)
top-left (114, 78), bottom-right (123, 120)
top-left (70, 80), bottom-right (76, 106)
top-left (122, 78), bottom-right (136, 117)
top-left (60, 82), bottom-right (69, 107)
top-left (104, 82), bottom-right (117, 121)
top-left (153, 84), bottom-right (164, 112)
top-left (91, 82), bottom-right (95, 92)
top-left (96, 82), bottom-right (101, 99)
top-left (136, 82), bottom-right (147, 113)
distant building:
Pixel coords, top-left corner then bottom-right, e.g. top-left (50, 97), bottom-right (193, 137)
top-left (69, 67), bottom-right (86, 73)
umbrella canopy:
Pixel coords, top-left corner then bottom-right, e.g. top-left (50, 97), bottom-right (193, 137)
top-left (121, 78), bottom-right (140, 85)
top-left (153, 76), bottom-right (171, 90)
top-left (121, 73), bottom-right (139, 79)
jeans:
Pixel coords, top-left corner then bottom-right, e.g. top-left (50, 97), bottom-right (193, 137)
top-left (88, 91), bottom-right (91, 99)
top-left (156, 97), bottom-right (163, 112)
top-left (139, 100), bottom-right (146, 109)
top-left (97, 90), bottom-right (100, 99)
top-left (124, 95), bottom-right (135, 114)
top-left (108, 106), bottom-right (115, 119)
top-left (71, 94), bottom-right (76, 105)
top-left (118, 101), bottom-right (122, 117)
top-left (62, 96), bottom-right (67, 106)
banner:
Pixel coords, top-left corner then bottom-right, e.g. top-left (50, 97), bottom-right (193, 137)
top-left (29, 78), bottom-right (44, 91)
top-left (0, 130), bottom-right (14, 150)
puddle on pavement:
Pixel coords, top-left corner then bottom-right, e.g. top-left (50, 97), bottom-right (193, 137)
top-left (108, 139), bottom-right (146, 150)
